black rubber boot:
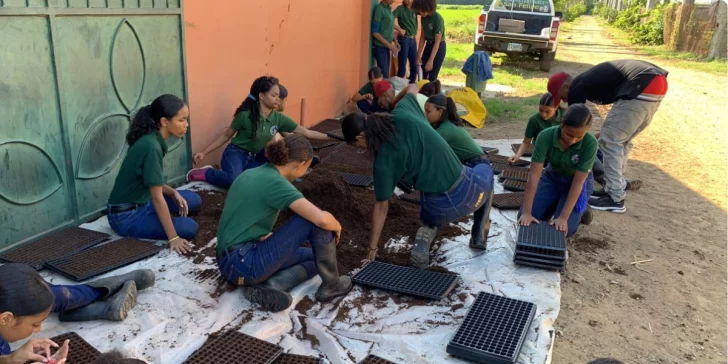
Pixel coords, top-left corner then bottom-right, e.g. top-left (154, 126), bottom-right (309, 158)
top-left (580, 205), bottom-right (594, 225)
top-left (59, 281), bottom-right (137, 322)
top-left (243, 265), bottom-right (309, 312)
top-left (469, 190), bottom-right (494, 249)
top-left (410, 225), bottom-right (439, 269)
top-left (85, 269), bottom-right (155, 299)
top-left (312, 241), bottom-right (352, 302)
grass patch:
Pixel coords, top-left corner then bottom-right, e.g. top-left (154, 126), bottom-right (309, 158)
top-left (440, 6), bottom-right (481, 43)
top-left (484, 95), bottom-right (540, 123)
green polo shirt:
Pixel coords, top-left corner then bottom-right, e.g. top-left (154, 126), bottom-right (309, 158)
top-left (230, 110), bottom-right (298, 153)
top-left (393, 5), bottom-right (418, 38)
top-left (358, 79), bottom-right (395, 96)
top-left (108, 132), bottom-right (167, 205)
top-left (421, 12), bottom-right (445, 42)
top-left (435, 120), bottom-right (485, 162)
top-left (531, 126), bottom-right (598, 177)
top-left (373, 94), bottom-right (463, 201)
top-left (372, 1), bottom-right (395, 47)
top-left (217, 163), bottom-right (303, 253)
top-left (525, 109), bottom-right (562, 140)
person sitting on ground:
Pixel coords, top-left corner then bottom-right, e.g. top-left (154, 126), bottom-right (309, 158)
top-left (509, 92), bottom-right (562, 164)
top-left (107, 94), bottom-right (201, 254)
top-left (0, 264), bottom-right (155, 364)
top-left (187, 76), bottom-right (332, 188)
top-left (423, 93), bottom-right (494, 248)
top-left (276, 84), bottom-right (288, 113)
top-left (518, 104), bottom-right (597, 237)
top-left (216, 134), bottom-right (351, 312)
top-left (341, 89), bottom-right (494, 268)
top-left (376, 82), bottom-right (429, 113)
top-left (351, 67), bottom-right (393, 114)
top-left (91, 350), bottom-right (145, 364)
top-left (419, 79), bottom-right (441, 97)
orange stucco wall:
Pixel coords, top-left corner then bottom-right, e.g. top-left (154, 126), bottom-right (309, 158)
top-left (184, 0), bottom-right (371, 166)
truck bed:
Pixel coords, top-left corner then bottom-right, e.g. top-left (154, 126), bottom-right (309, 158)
top-left (485, 11), bottom-right (552, 36)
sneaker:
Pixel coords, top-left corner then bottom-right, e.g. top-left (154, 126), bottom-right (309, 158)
top-left (626, 179), bottom-right (643, 191)
top-left (580, 205), bottom-right (593, 225)
top-left (186, 165), bottom-right (212, 182)
top-left (591, 189), bottom-right (609, 199)
top-left (589, 195), bottom-right (626, 213)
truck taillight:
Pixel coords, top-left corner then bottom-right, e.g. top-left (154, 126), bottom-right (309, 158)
top-left (550, 19), bottom-right (560, 41)
top-left (478, 13), bottom-right (487, 36)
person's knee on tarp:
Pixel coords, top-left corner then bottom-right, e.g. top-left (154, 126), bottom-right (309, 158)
top-left (216, 134), bottom-right (351, 312)
top-left (518, 104), bottom-right (598, 237)
top-left (0, 264), bottom-right (155, 364)
top-left (107, 94), bottom-right (201, 254)
top-left (509, 93), bottom-right (563, 165)
top-left (188, 76), bottom-right (334, 188)
top-left (341, 86), bottom-right (493, 269)
top-left (413, 0), bottom-right (447, 82)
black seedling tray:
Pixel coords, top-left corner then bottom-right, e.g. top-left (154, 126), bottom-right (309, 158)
top-left (326, 129), bottom-right (345, 141)
top-left (398, 190), bottom-right (421, 205)
top-left (515, 245), bottom-right (566, 261)
top-left (514, 257), bottom-right (565, 271)
top-left (491, 162), bottom-right (508, 175)
top-left (514, 254), bottom-right (565, 267)
top-left (184, 331), bottom-right (283, 364)
top-left (320, 144), bottom-right (373, 172)
top-left (310, 119), bottom-right (342, 133)
top-left (273, 353), bottom-right (324, 364)
top-left (482, 146), bottom-right (499, 155)
top-left (447, 292), bottom-right (536, 364)
top-left (338, 172), bottom-right (374, 187)
top-left (48, 332), bottom-right (101, 364)
top-left (352, 261), bottom-right (458, 300)
top-left (499, 168), bottom-right (530, 182)
top-left (487, 154), bottom-right (529, 167)
top-left (0, 227), bottom-right (110, 270)
top-left (359, 355), bottom-right (397, 364)
top-left (516, 223), bottom-right (566, 251)
top-left (312, 142), bottom-right (338, 151)
top-left (511, 143), bottom-right (533, 156)
top-left (503, 179), bottom-right (527, 192)
top-left (45, 238), bottom-right (162, 281)
top-left (492, 193), bottom-right (524, 210)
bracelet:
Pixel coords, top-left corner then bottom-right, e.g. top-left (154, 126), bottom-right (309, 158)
top-left (168, 236), bottom-right (180, 243)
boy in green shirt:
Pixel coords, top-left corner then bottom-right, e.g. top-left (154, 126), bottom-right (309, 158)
top-left (393, 0), bottom-right (419, 84)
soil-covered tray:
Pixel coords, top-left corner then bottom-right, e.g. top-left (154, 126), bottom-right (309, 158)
top-left (499, 167), bottom-right (530, 182)
top-left (359, 355), bottom-right (398, 364)
top-left (44, 332), bottom-right (101, 364)
top-left (273, 353), bottom-right (324, 364)
top-left (492, 193), bottom-right (524, 210)
top-left (491, 162), bottom-right (509, 175)
top-left (482, 146), bottom-right (499, 155)
top-left (511, 143), bottom-right (534, 156)
top-left (0, 227), bottom-right (110, 270)
top-left (488, 154), bottom-right (529, 167)
top-left (183, 331), bottom-right (283, 364)
top-left (309, 119), bottom-right (341, 133)
top-left (320, 144), bottom-right (373, 174)
top-left (502, 179), bottom-right (527, 192)
top-left (326, 129), bottom-right (345, 141)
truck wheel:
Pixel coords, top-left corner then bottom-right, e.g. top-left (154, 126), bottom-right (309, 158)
top-left (540, 51), bottom-right (556, 72)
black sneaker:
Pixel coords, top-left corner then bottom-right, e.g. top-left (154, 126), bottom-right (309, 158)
top-left (591, 189), bottom-right (609, 198)
top-left (589, 195), bottom-right (626, 213)
top-left (626, 179), bottom-right (643, 191)
top-left (580, 205), bottom-right (593, 225)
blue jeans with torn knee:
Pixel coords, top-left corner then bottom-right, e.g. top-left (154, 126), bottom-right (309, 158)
top-left (420, 162), bottom-right (494, 227)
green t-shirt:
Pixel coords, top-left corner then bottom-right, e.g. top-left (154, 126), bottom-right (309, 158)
top-left (421, 12), bottom-right (445, 42)
top-left (230, 110), bottom-right (298, 153)
top-left (358, 79), bottom-right (395, 96)
top-left (524, 108), bottom-right (562, 140)
top-left (372, 1), bottom-right (395, 47)
top-left (373, 94), bottom-right (463, 201)
top-left (217, 163), bottom-right (303, 253)
top-left (393, 5), bottom-right (418, 38)
top-left (531, 126), bottom-right (598, 177)
top-left (435, 120), bottom-right (485, 162)
top-left (108, 132), bottom-right (167, 205)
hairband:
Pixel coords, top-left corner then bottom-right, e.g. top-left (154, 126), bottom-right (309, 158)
top-left (248, 94), bottom-right (257, 101)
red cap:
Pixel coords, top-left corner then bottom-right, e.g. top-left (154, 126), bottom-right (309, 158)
top-left (547, 72), bottom-right (569, 107)
top-left (373, 81), bottom-right (393, 98)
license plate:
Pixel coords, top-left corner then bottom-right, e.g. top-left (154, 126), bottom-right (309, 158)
top-left (506, 43), bottom-right (523, 51)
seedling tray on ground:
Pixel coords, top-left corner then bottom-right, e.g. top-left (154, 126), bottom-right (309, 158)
top-left (514, 254), bottom-right (565, 266)
top-left (311, 141), bottom-right (338, 151)
top-left (47, 332), bottom-right (101, 364)
top-left (491, 162), bottom-right (509, 175)
top-left (359, 355), bottom-right (397, 364)
top-left (273, 353), bottom-right (323, 364)
top-left (326, 129), bottom-right (345, 141)
top-left (352, 261), bottom-right (458, 300)
top-left (502, 179), bottom-right (527, 192)
top-left (398, 190), bottom-right (421, 205)
top-left (511, 143), bottom-right (534, 156)
top-left (184, 331), bottom-right (283, 364)
top-left (45, 238), bottom-right (162, 281)
top-left (515, 244), bottom-right (566, 261)
top-left (516, 223), bottom-right (566, 252)
top-left (447, 292), bottom-right (536, 364)
top-left (338, 172), bottom-right (374, 187)
top-left (0, 227), bottom-right (110, 270)
top-left (492, 193), bottom-right (524, 210)
top-left (320, 144), bottom-right (373, 173)
top-left (499, 168), bottom-right (530, 182)
top-left (488, 154), bottom-right (529, 167)
top-left (514, 257), bottom-right (565, 271)
top-left (482, 146), bottom-right (499, 155)
top-left (310, 119), bottom-right (342, 133)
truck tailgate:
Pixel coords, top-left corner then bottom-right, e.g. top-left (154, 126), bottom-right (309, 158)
top-left (485, 11), bottom-right (552, 35)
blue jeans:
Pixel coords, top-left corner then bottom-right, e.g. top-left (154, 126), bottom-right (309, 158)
top-left (373, 44), bottom-right (391, 78)
top-left (217, 215), bottom-right (333, 286)
top-left (519, 169), bottom-right (595, 237)
top-left (420, 163), bottom-right (494, 227)
top-left (108, 190), bottom-right (202, 240)
top-left (422, 41), bottom-right (447, 81)
top-left (397, 37), bottom-right (418, 83)
top-left (205, 144), bottom-right (267, 188)
top-left (50, 284), bottom-right (102, 312)
top-left (356, 99), bottom-right (387, 114)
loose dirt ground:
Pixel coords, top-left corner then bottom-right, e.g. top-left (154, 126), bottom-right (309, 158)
top-left (471, 16), bottom-right (727, 364)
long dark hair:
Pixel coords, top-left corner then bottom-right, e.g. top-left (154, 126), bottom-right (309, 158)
top-left (127, 94), bottom-right (185, 146)
top-left (412, 0), bottom-right (437, 13)
top-left (233, 76), bottom-right (279, 137)
top-left (562, 104), bottom-right (592, 128)
top-left (427, 94), bottom-right (462, 126)
top-left (266, 134), bottom-right (313, 166)
top-left (539, 92), bottom-right (555, 107)
top-left (419, 80), bottom-right (441, 97)
top-left (0, 263), bottom-right (54, 317)
top-left (341, 112), bottom-right (397, 157)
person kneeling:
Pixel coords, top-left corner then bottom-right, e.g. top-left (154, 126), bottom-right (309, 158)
top-left (216, 134), bottom-right (352, 312)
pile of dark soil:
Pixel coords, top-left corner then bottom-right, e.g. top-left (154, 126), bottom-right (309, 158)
top-left (187, 191), bottom-right (226, 264)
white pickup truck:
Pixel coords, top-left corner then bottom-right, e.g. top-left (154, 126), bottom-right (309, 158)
top-left (474, 0), bottom-right (563, 71)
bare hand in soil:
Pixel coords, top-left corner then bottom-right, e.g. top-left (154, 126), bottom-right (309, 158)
top-left (364, 248), bottom-right (377, 263)
top-left (518, 213), bottom-right (539, 226)
top-left (192, 152), bottom-right (206, 166)
top-left (14, 338), bottom-right (59, 363)
top-left (170, 238), bottom-right (192, 255)
top-left (174, 192), bottom-right (189, 217)
top-left (551, 216), bottom-right (569, 233)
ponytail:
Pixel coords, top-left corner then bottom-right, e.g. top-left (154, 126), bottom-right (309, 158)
top-left (233, 76), bottom-right (279, 137)
top-left (266, 134), bottom-right (313, 166)
top-left (127, 94), bottom-right (185, 146)
top-left (426, 94), bottom-right (462, 126)
top-left (419, 80), bottom-right (441, 97)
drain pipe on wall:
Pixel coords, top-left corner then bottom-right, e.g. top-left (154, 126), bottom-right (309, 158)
top-left (300, 98), bottom-right (307, 127)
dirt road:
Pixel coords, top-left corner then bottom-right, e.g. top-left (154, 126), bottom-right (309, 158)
top-left (475, 16), bottom-right (727, 363)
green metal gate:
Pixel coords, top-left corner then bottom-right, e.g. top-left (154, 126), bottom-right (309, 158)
top-left (0, 0), bottom-right (190, 249)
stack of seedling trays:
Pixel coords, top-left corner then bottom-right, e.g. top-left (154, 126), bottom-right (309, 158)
top-left (511, 143), bottom-right (534, 156)
top-left (352, 261), bottom-right (458, 299)
top-left (47, 332), bottom-right (101, 364)
top-left (447, 292), bottom-right (536, 364)
top-left (184, 331), bottom-right (283, 364)
top-left (514, 223), bottom-right (567, 270)
top-left (358, 355), bottom-right (398, 364)
top-left (0, 226), bottom-right (110, 270)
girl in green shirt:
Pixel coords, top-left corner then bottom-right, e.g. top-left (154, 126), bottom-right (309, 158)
top-left (413, 0), bottom-right (447, 81)
top-left (510, 93), bottom-right (562, 164)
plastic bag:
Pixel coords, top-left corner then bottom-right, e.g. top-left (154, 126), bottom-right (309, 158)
top-left (446, 87), bottom-right (487, 128)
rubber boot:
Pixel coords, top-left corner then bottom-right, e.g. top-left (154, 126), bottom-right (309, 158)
top-left (58, 281), bottom-right (137, 322)
top-left (410, 225), bottom-right (439, 269)
top-left (469, 190), bottom-right (494, 249)
top-left (580, 205), bottom-right (593, 225)
top-left (243, 265), bottom-right (309, 312)
top-left (85, 269), bottom-right (155, 299)
top-left (312, 241), bottom-right (352, 302)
